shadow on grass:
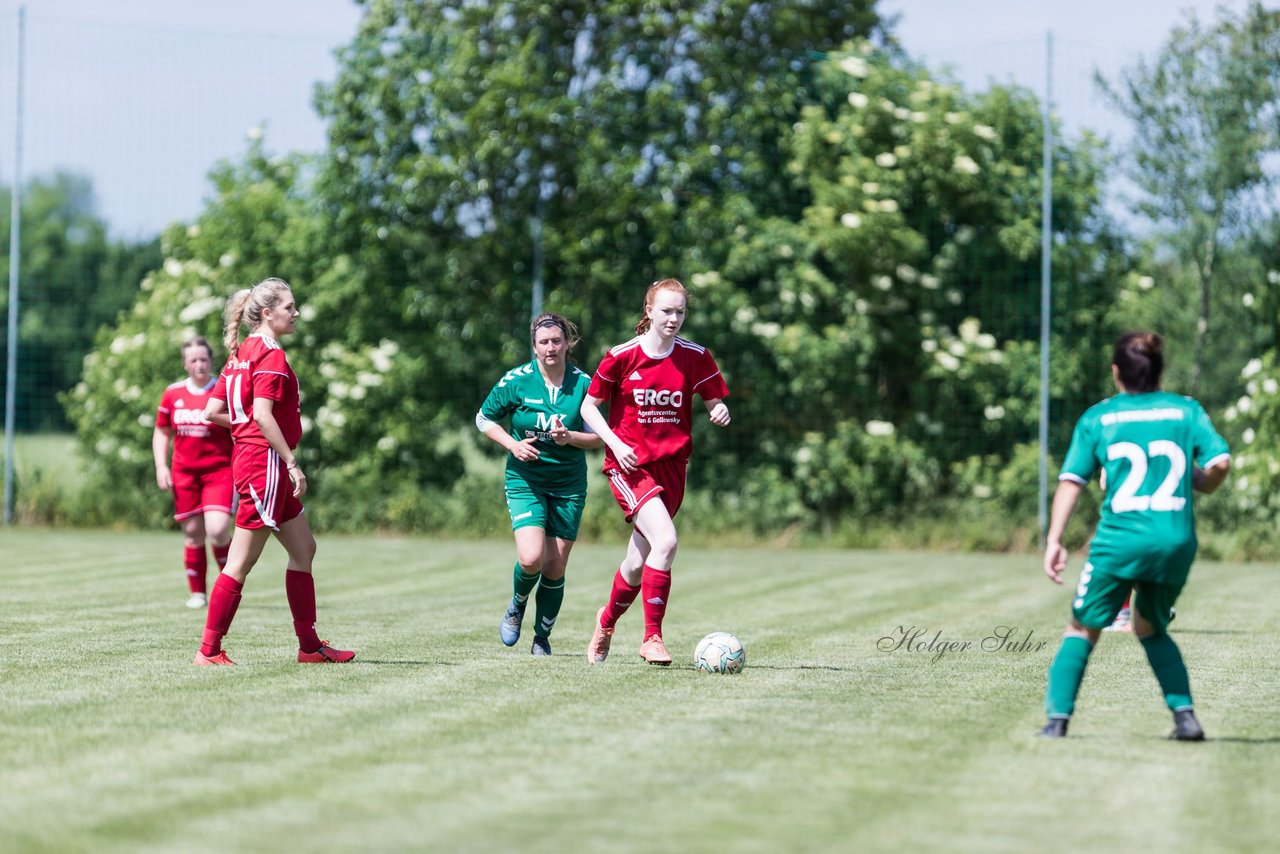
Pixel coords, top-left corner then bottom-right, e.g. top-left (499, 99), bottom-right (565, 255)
top-left (1170, 629), bottom-right (1249, 635)
top-left (741, 663), bottom-right (861, 673)
top-left (355, 659), bottom-right (463, 666)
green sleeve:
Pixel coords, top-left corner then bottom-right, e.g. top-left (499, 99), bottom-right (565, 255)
top-left (1059, 414), bottom-right (1099, 484)
top-left (480, 372), bottom-right (517, 423)
top-left (1191, 402), bottom-right (1230, 467)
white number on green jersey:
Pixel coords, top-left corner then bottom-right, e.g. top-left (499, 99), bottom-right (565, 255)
top-left (1106, 441), bottom-right (1186, 513)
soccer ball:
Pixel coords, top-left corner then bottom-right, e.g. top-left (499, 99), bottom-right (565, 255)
top-left (693, 632), bottom-right (745, 674)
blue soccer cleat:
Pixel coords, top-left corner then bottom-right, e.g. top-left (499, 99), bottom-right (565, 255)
top-left (500, 598), bottom-right (526, 647)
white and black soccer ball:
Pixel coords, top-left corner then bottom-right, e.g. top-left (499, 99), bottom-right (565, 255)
top-left (693, 632), bottom-right (745, 674)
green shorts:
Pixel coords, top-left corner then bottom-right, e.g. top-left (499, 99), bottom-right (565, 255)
top-left (504, 475), bottom-right (586, 541)
top-left (1072, 560), bottom-right (1183, 634)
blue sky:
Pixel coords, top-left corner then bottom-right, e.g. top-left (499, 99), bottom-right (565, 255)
top-left (0, 0), bottom-right (1258, 238)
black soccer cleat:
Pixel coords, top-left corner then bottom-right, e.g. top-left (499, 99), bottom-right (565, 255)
top-left (1169, 709), bottom-right (1205, 741)
top-left (1038, 718), bottom-right (1069, 738)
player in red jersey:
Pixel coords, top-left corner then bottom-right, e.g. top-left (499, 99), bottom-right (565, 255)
top-left (581, 279), bottom-right (730, 665)
top-left (152, 336), bottom-right (234, 608)
top-left (192, 278), bottom-right (354, 666)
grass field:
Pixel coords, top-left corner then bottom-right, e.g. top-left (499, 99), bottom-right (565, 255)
top-left (1, 530), bottom-right (1277, 853)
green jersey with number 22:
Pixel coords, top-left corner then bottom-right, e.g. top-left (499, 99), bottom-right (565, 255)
top-left (1059, 391), bottom-right (1229, 582)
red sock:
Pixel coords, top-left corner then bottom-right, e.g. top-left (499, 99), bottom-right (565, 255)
top-left (285, 569), bottom-right (323, 653)
top-left (200, 573), bottom-right (244, 656)
top-left (600, 567), bottom-right (641, 628)
top-left (185, 546), bottom-right (207, 594)
top-left (641, 564), bottom-right (672, 639)
top-left (212, 543), bottom-right (230, 570)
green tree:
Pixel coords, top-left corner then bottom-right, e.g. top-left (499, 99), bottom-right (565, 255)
top-left (0, 173), bottom-right (161, 430)
top-left (313, 0), bottom-right (884, 389)
top-left (69, 1), bottom-right (1127, 535)
top-left (1098, 1), bottom-right (1280, 394)
top-left (700, 45), bottom-right (1125, 522)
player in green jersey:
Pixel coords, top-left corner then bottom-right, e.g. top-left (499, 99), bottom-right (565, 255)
top-left (477, 313), bottom-right (602, 656)
top-left (1039, 332), bottom-right (1230, 740)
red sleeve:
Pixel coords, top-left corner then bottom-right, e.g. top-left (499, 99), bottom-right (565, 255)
top-left (691, 349), bottom-right (729, 400)
top-left (211, 371), bottom-right (228, 403)
top-left (252, 348), bottom-right (289, 401)
top-left (587, 350), bottom-right (620, 400)
top-left (155, 388), bottom-right (174, 429)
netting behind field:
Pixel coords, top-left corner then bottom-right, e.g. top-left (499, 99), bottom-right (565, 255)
top-left (0, 7), bottom-right (1146, 533)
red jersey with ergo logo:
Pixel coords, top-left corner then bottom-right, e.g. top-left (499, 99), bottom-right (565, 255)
top-left (156, 378), bottom-right (233, 472)
top-left (587, 336), bottom-right (728, 471)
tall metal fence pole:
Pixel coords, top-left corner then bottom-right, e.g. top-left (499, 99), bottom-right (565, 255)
top-left (1037, 30), bottom-right (1054, 544)
top-left (4, 6), bottom-right (26, 526)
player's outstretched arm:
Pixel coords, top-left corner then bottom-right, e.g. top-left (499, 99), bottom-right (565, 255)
top-left (704, 398), bottom-right (730, 427)
top-left (1043, 480), bottom-right (1083, 584)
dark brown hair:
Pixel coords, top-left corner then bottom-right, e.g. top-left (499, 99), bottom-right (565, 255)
top-left (635, 278), bottom-right (688, 335)
top-left (182, 336), bottom-right (215, 362)
top-left (1112, 331), bottom-right (1163, 392)
top-left (530, 312), bottom-right (580, 351)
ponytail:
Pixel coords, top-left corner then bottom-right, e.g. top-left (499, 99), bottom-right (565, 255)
top-left (1112, 331), bottom-right (1164, 392)
top-left (222, 277), bottom-right (293, 357)
top-left (223, 289), bottom-right (252, 356)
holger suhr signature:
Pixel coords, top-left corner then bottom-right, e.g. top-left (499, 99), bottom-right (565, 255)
top-left (876, 625), bottom-right (1050, 663)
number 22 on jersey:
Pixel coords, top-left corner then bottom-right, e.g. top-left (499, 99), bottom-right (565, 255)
top-left (1106, 441), bottom-right (1186, 513)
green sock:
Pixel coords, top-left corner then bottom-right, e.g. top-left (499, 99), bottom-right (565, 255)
top-left (533, 575), bottom-right (565, 638)
top-left (513, 563), bottom-right (539, 605)
top-left (1044, 635), bottom-right (1094, 718)
top-left (1140, 632), bottom-right (1193, 711)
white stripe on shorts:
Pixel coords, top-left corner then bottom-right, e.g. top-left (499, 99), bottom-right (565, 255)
top-left (610, 470), bottom-right (638, 512)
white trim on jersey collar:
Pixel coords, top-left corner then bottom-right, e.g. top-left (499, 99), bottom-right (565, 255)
top-left (639, 337), bottom-right (676, 360)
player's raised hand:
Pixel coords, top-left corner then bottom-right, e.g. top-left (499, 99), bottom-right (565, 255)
top-left (707, 401), bottom-right (730, 427)
top-left (549, 415), bottom-right (571, 446)
top-left (511, 437), bottom-right (541, 462)
top-left (1043, 541), bottom-right (1068, 584)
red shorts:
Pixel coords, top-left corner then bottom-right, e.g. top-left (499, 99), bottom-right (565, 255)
top-left (172, 465), bottom-right (234, 521)
top-left (232, 444), bottom-right (304, 531)
top-left (605, 458), bottom-right (686, 523)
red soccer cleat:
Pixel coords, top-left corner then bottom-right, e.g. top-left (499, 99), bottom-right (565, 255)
top-left (639, 634), bottom-right (673, 666)
top-left (587, 607), bottom-right (614, 665)
top-left (193, 650), bottom-right (236, 666)
top-left (297, 641), bottom-right (356, 663)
